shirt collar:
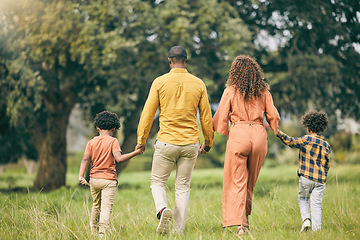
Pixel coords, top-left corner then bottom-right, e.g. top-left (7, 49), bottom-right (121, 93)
top-left (311, 133), bottom-right (325, 140)
top-left (170, 68), bottom-right (188, 73)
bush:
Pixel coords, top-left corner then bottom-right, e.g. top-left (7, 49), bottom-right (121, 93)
top-left (328, 131), bottom-right (360, 164)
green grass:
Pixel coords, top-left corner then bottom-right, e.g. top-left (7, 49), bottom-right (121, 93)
top-left (1, 164), bottom-right (360, 239)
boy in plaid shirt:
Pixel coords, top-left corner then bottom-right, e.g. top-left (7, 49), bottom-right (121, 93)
top-left (277, 111), bottom-right (331, 232)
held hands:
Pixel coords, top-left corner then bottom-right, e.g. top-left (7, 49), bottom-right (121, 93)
top-left (135, 144), bottom-right (146, 155)
top-left (200, 142), bottom-right (211, 155)
top-left (274, 127), bottom-right (279, 136)
top-left (79, 177), bottom-right (89, 186)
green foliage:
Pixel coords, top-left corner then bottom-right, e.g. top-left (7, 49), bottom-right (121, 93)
top-left (330, 131), bottom-right (353, 152)
top-left (272, 54), bottom-right (342, 116)
top-left (1, 0), bottom-right (359, 187)
top-left (228, 0), bottom-right (360, 120)
top-left (329, 132), bottom-right (360, 164)
top-left (0, 60), bottom-right (38, 163)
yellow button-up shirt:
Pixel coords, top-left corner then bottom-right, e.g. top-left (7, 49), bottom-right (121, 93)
top-left (137, 68), bottom-right (214, 147)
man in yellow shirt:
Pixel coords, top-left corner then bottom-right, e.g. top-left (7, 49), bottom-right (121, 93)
top-left (136, 46), bottom-right (214, 234)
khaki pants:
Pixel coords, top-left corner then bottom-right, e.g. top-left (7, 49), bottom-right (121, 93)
top-left (90, 178), bottom-right (117, 234)
top-left (151, 140), bottom-right (199, 233)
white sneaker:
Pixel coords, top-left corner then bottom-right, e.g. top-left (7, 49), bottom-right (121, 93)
top-left (300, 219), bottom-right (311, 232)
top-left (156, 208), bottom-right (173, 235)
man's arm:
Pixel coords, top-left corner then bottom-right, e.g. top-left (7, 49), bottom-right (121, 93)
top-left (137, 81), bottom-right (159, 146)
top-left (198, 85), bottom-right (214, 152)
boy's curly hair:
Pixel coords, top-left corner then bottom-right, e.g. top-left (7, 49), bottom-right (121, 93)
top-left (226, 55), bottom-right (269, 100)
top-left (302, 111), bottom-right (328, 133)
top-left (94, 111), bottom-right (121, 130)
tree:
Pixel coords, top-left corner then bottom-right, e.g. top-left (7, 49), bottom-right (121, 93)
top-left (227, 0), bottom-right (360, 121)
top-left (83, 0), bottom-right (255, 173)
top-left (0, 0), bottom-right (137, 189)
top-left (1, 0), bottom-right (254, 188)
top-left (0, 61), bottom-right (37, 164)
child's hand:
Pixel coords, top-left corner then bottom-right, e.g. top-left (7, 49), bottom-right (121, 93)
top-left (135, 144), bottom-right (146, 155)
top-left (79, 177), bottom-right (89, 186)
top-left (134, 147), bottom-right (144, 155)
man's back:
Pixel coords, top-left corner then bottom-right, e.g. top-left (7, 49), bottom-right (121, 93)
top-left (154, 68), bottom-right (207, 144)
top-left (137, 45), bottom-right (213, 149)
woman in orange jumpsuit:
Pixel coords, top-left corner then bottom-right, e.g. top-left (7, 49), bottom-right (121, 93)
top-left (212, 55), bottom-right (280, 236)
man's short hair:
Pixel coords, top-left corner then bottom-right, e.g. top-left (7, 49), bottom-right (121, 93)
top-left (168, 46), bottom-right (187, 63)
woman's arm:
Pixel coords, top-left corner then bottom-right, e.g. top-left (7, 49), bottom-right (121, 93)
top-left (264, 90), bottom-right (280, 134)
top-left (213, 88), bottom-right (231, 136)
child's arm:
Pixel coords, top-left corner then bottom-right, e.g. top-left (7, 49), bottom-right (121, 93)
top-left (276, 130), bottom-right (307, 148)
top-left (113, 148), bottom-right (143, 163)
top-left (79, 154), bottom-right (90, 186)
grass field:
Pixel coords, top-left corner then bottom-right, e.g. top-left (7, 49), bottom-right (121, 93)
top-left (0, 163), bottom-right (359, 239)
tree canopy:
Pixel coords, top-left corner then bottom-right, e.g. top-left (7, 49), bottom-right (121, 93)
top-left (0, 0), bottom-right (253, 189)
top-left (227, 0), bottom-right (360, 121)
top-left (0, 0), bottom-right (359, 189)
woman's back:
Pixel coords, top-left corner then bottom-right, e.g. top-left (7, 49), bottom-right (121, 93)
top-left (213, 86), bottom-right (279, 135)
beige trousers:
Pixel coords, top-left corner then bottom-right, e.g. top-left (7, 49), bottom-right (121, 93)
top-left (151, 140), bottom-right (199, 233)
top-left (90, 178), bottom-right (117, 234)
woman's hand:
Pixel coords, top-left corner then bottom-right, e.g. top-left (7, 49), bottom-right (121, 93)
top-left (200, 142), bottom-right (211, 155)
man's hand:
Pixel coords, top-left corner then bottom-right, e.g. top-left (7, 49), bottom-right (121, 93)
top-left (135, 144), bottom-right (146, 153)
top-left (200, 142), bottom-right (211, 155)
top-left (79, 177), bottom-right (89, 186)
top-left (134, 147), bottom-right (144, 155)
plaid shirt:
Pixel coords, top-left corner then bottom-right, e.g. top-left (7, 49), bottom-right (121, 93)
top-left (277, 130), bottom-right (331, 183)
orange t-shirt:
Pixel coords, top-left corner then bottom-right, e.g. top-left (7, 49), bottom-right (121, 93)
top-left (85, 135), bottom-right (122, 181)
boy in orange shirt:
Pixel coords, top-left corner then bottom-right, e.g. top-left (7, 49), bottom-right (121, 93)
top-left (79, 111), bottom-right (143, 236)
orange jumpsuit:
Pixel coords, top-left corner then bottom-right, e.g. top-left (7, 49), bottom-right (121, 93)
top-left (212, 86), bottom-right (280, 227)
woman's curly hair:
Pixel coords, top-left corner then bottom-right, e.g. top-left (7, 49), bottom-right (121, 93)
top-left (227, 55), bottom-right (269, 100)
top-left (94, 111), bottom-right (121, 130)
top-left (302, 111), bottom-right (328, 133)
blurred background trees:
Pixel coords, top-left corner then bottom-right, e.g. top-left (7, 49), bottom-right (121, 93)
top-left (227, 0), bottom-right (360, 120)
top-left (0, 0), bottom-right (359, 190)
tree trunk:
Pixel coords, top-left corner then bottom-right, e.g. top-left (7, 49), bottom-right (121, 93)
top-left (33, 104), bottom-right (71, 190)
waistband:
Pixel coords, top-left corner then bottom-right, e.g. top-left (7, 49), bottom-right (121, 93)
top-left (232, 121), bottom-right (264, 126)
top-left (155, 139), bottom-right (200, 147)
